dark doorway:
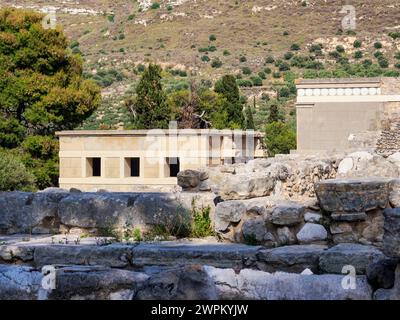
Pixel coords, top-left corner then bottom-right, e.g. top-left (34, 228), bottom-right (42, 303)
top-left (88, 157), bottom-right (101, 177)
top-left (129, 158), bottom-right (140, 177)
top-left (168, 157), bottom-right (180, 177)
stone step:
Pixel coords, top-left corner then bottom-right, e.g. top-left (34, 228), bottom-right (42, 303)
top-left (0, 235), bottom-right (386, 275)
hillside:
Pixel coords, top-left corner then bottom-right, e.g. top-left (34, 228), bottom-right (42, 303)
top-left (1, 0), bottom-right (400, 130)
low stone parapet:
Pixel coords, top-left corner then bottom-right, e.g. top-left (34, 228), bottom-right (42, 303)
top-left (0, 191), bottom-right (215, 236)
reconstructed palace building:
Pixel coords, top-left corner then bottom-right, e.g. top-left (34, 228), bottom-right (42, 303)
top-left (296, 77), bottom-right (400, 154)
top-left (56, 129), bottom-right (265, 191)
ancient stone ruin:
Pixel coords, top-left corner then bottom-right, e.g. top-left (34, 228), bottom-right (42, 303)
top-left (1, 151), bottom-right (400, 300)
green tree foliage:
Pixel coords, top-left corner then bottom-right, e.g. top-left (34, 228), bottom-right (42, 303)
top-left (0, 8), bottom-right (101, 189)
top-left (264, 122), bottom-right (296, 156)
top-left (128, 64), bottom-right (171, 129)
top-left (244, 106), bottom-right (255, 130)
top-left (0, 149), bottom-right (35, 191)
top-left (214, 75), bottom-right (245, 129)
top-left (268, 104), bottom-right (280, 124)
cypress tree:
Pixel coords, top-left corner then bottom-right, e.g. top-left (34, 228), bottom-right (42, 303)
top-left (268, 103), bottom-right (280, 124)
top-left (133, 64), bottom-right (171, 129)
top-left (214, 75), bottom-right (245, 128)
top-left (245, 106), bottom-right (255, 130)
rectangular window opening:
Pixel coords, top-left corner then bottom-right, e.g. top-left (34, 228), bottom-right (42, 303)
top-left (87, 157), bottom-right (101, 177)
top-left (127, 157), bottom-right (140, 177)
top-left (167, 157), bottom-right (180, 177)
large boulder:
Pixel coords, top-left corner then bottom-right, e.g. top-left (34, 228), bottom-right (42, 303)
top-left (59, 193), bottom-right (191, 232)
top-left (242, 217), bottom-right (270, 243)
top-left (135, 265), bottom-right (218, 300)
top-left (0, 192), bottom-right (68, 235)
top-left (205, 266), bottom-right (372, 300)
top-left (383, 208), bottom-right (400, 258)
top-left (315, 178), bottom-right (390, 213)
top-left (0, 265), bottom-right (42, 300)
top-left (257, 245), bottom-right (327, 273)
top-left (319, 244), bottom-right (385, 274)
top-left (177, 170), bottom-right (208, 191)
top-left (217, 174), bottom-right (276, 200)
top-left (214, 200), bottom-right (246, 232)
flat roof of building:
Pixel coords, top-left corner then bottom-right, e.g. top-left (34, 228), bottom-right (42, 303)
top-left (297, 77), bottom-right (382, 85)
top-left (56, 129), bottom-right (264, 137)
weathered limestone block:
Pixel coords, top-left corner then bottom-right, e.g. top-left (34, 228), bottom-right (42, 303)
top-left (315, 178), bottom-right (390, 213)
top-left (218, 174), bottom-right (276, 200)
top-left (242, 217), bottom-right (269, 243)
top-left (214, 200), bottom-right (247, 232)
top-left (257, 245), bottom-right (327, 273)
top-left (0, 265), bottom-right (42, 300)
top-left (337, 152), bottom-right (399, 179)
top-left (0, 192), bottom-right (68, 235)
top-left (34, 244), bottom-right (134, 268)
top-left (296, 223), bottom-right (327, 244)
top-left (383, 208), bottom-right (400, 258)
top-left (205, 266), bottom-right (372, 300)
top-left (276, 227), bottom-right (296, 246)
top-left (319, 244), bottom-right (385, 274)
top-left (177, 169), bottom-right (209, 191)
top-left (131, 242), bottom-right (262, 269)
top-left (270, 202), bottom-right (305, 226)
top-left (135, 265), bottom-right (218, 300)
top-left (59, 193), bottom-right (191, 232)
top-left (44, 265), bottom-right (149, 300)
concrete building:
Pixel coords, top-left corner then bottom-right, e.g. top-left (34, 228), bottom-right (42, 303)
top-left (56, 129), bottom-right (265, 191)
top-left (296, 77), bottom-right (400, 154)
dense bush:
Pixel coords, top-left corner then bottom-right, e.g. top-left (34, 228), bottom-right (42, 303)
top-left (290, 43), bottom-right (301, 51)
top-left (242, 67), bottom-right (252, 75)
top-left (354, 51), bottom-right (363, 59)
top-left (389, 32), bottom-right (400, 39)
top-left (279, 62), bottom-right (291, 71)
top-left (374, 42), bottom-right (382, 49)
top-left (264, 122), bottom-right (296, 157)
top-left (250, 76), bottom-right (263, 86)
top-left (211, 58), bottom-right (222, 68)
top-left (258, 71), bottom-right (267, 79)
top-left (90, 69), bottom-right (125, 87)
top-left (353, 40), bottom-right (362, 48)
top-left (309, 43), bottom-right (323, 53)
top-left (237, 79), bottom-right (253, 87)
top-left (284, 52), bottom-right (294, 60)
top-left (379, 58), bottom-right (389, 68)
top-left (0, 150), bottom-right (36, 191)
top-left (265, 56), bottom-right (275, 64)
top-left (336, 45), bottom-right (345, 53)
